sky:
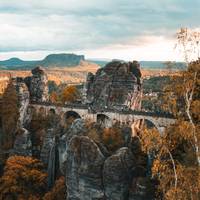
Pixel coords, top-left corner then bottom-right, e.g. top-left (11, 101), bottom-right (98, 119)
top-left (0, 0), bottom-right (199, 61)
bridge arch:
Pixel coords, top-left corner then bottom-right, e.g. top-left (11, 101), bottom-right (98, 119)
top-left (132, 117), bottom-right (164, 136)
top-left (97, 113), bottom-right (112, 127)
top-left (49, 108), bottom-right (56, 115)
top-left (64, 110), bottom-right (81, 120)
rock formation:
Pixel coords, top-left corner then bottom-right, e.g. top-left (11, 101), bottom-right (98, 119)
top-left (59, 118), bottom-right (87, 174)
top-left (66, 136), bottom-right (105, 200)
top-left (28, 66), bottom-right (49, 102)
top-left (61, 120), bottom-right (152, 200)
top-left (103, 147), bottom-right (136, 200)
top-left (0, 62), bottom-right (154, 199)
top-left (3, 67), bottom-right (49, 157)
top-left (47, 136), bottom-right (60, 189)
top-left (84, 60), bottom-right (142, 110)
top-left (40, 128), bottom-right (55, 166)
top-left (11, 128), bottom-right (32, 156)
top-left (13, 77), bottom-right (30, 127)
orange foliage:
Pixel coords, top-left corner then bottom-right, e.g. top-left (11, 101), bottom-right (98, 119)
top-left (102, 127), bottom-right (124, 152)
top-left (49, 92), bottom-right (58, 103)
top-left (0, 156), bottom-right (47, 200)
top-left (43, 176), bottom-right (66, 200)
top-left (1, 80), bottom-right (19, 150)
top-left (61, 85), bottom-right (80, 104)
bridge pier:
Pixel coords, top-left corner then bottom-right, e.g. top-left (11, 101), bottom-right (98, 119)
top-left (157, 127), bottom-right (166, 135)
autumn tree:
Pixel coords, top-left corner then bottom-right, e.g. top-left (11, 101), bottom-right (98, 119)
top-left (173, 28), bottom-right (200, 166)
top-left (61, 85), bottom-right (80, 104)
top-left (1, 79), bottom-right (19, 150)
top-left (140, 123), bottom-right (200, 200)
top-left (49, 91), bottom-right (59, 104)
top-left (162, 28), bottom-right (200, 165)
top-left (43, 176), bottom-right (66, 200)
top-left (0, 156), bottom-right (47, 200)
top-left (139, 28), bottom-right (200, 199)
top-left (48, 81), bottom-right (58, 94)
top-left (102, 127), bottom-right (124, 152)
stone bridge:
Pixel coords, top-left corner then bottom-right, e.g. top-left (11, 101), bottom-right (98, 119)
top-left (30, 102), bottom-right (176, 135)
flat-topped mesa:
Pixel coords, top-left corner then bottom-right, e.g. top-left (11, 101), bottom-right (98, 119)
top-left (84, 60), bottom-right (142, 110)
top-left (27, 66), bottom-right (49, 102)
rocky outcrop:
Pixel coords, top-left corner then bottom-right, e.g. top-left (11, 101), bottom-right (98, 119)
top-left (66, 136), bottom-right (105, 200)
top-left (14, 78), bottom-right (30, 127)
top-left (59, 118), bottom-right (87, 174)
top-left (47, 136), bottom-right (60, 188)
top-left (84, 60), bottom-right (142, 110)
top-left (40, 128), bottom-right (55, 166)
top-left (11, 128), bottom-right (32, 156)
top-left (29, 66), bottom-right (49, 102)
top-left (129, 177), bottom-right (151, 200)
top-left (61, 118), bottom-right (151, 200)
top-left (103, 147), bottom-right (136, 200)
top-left (64, 118), bottom-right (86, 142)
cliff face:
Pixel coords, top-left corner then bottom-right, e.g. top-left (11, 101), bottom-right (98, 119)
top-left (59, 119), bottom-right (152, 200)
top-left (84, 60), bottom-right (142, 110)
top-left (13, 78), bottom-right (30, 127)
top-left (8, 67), bottom-right (49, 157)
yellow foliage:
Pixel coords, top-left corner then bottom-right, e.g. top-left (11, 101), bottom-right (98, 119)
top-left (140, 126), bottom-right (161, 153)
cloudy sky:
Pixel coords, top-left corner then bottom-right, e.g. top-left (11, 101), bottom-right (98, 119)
top-left (0, 0), bottom-right (199, 61)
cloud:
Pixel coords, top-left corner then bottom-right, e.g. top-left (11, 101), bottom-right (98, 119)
top-left (0, 0), bottom-right (199, 60)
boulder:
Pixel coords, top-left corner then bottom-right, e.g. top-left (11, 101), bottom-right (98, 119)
top-left (66, 136), bottom-right (105, 200)
top-left (103, 147), bottom-right (136, 200)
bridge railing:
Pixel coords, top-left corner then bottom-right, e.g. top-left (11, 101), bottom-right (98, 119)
top-left (30, 101), bottom-right (175, 119)
top-left (30, 101), bottom-right (88, 109)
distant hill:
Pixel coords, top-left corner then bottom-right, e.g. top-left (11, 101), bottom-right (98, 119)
top-left (0, 53), bottom-right (85, 70)
top-left (39, 54), bottom-right (85, 67)
top-left (139, 61), bottom-right (186, 70)
top-left (86, 59), bottom-right (110, 67)
top-left (0, 54), bottom-right (185, 70)
top-left (89, 59), bottom-right (186, 70)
